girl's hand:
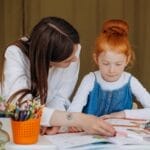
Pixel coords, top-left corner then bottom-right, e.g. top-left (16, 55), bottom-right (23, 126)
top-left (100, 111), bottom-right (125, 120)
top-left (40, 126), bottom-right (60, 135)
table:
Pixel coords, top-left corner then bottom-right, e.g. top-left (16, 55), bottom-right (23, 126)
top-left (1, 118), bottom-right (150, 150)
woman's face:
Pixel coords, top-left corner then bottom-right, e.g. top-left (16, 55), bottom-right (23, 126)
top-left (50, 44), bottom-right (80, 68)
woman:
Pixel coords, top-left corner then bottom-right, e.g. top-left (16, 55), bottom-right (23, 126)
top-left (0, 16), bottom-right (115, 136)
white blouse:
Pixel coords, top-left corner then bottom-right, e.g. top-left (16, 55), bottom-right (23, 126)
top-left (1, 44), bottom-right (81, 126)
top-left (68, 71), bottom-right (150, 119)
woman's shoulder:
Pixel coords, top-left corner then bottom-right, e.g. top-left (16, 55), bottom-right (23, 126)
top-left (5, 45), bottom-right (25, 59)
top-left (5, 44), bottom-right (29, 66)
top-left (6, 45), bottom-right (22, 55)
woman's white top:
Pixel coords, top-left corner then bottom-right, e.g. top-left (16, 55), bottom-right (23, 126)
top-left (1, 44), bottom-right (81, 126)
top-left (68, 71), bottom-right (150, 119)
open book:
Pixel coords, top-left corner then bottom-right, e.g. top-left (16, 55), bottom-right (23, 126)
top-left (105, 118), bottom-right (150, 145)
top-left (45, 118), bottom-right (150, 149)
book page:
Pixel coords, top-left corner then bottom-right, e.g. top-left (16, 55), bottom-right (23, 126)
top-left (105, 118), bottom-right (147, 127)
top-left (104, 118), bottom-right (150, 145)
top-left (44, 132), bottom-right (109, 149)
top-left (45, 118), bottom-right (150, 148)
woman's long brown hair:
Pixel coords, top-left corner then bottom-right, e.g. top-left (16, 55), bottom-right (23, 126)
top-left (1, 17), bottom-right (80, 104)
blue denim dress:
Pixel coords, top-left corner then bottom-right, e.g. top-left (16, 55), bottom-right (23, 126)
top-left (82, 73), bottom-right (133, 117)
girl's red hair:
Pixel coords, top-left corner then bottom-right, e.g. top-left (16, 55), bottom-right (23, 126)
top-left (94, 19), bottom-right (135, 66)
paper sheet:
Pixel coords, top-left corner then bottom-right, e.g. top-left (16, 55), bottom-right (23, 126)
top-left (105, 118), bottom-right (150, 145)
top-left (44, 118), bottom-right (150, 149)
top-left (105, 118), bottom-right (147, 127)
top-left (44, 132), bottom-right (109, 149)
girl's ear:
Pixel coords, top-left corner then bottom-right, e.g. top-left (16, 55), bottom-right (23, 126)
top-left (93, 53), bottom-right (98, 65)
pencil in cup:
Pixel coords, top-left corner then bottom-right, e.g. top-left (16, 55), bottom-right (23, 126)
top-left (11, 117), bottom-right (41, 144)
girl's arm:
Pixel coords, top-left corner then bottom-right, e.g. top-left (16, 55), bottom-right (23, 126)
top-left (130, 76), bottom-right (150, 108)
top-left (124, 76), bottom-right (150, 119)
top-left (105, 76), bottom-right (150, 120)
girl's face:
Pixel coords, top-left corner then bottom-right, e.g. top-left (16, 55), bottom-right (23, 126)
top-left (50, 44), bottom-right (79, 68)
top-left (96, 50), bottom-right (128, 82)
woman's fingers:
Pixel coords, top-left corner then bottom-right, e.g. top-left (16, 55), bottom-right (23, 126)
top-left (40, 126), bottom-right (47, 135)
top-left (96, 118), bottom-right (116, 136)
top-left (40, 126), bottom-right (60, 135)
top-left (100, 115), bottom-right (111, 120)
top-left (68, 127), bottom-right (77, 132)
top-left (82, 115), bottom-right (116, 136)
top-left (100, 112), bottom-right (126, 120)
top-left (68, 127), bottom-right (83, 133)
top-left (45, 126), bottom-right (60, 135)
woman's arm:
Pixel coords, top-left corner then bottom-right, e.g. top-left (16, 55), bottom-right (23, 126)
top-left (2, 45), bottom-right (31, 100)
top-left (50, 110), bottom-right (116, 136)
top-left (40, 107), bottom-right (116, 136)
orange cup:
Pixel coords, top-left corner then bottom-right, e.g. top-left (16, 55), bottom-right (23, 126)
top-left (11, 118), bottom-right (40, 144)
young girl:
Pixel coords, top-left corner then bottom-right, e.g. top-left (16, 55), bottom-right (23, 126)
top-left (68, 19), bottom-right (150, 120)
top-left (0, 16), bottom-right (115, 136)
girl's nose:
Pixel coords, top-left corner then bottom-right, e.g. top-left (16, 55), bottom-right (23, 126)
top-left (109, 65), bottom-right (115, 73)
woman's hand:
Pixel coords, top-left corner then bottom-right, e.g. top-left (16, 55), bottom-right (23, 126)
top-left (68, 126), bottom-right (84, 133)
top-left (50, 111), bottom-right (116, 136)
top-left (40, 126), bottom-right (60, 135)
top-left (80, 114), bottom-right (116, 136)
top-left (100, 111), bottom-right (125, 120)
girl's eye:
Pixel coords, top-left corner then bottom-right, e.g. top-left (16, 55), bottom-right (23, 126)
top-left (103, 63), bottom-right (109, 66)
top-left (116, 63), bottom-right (122, 66)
